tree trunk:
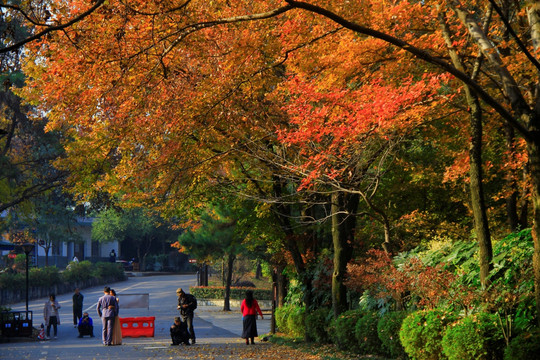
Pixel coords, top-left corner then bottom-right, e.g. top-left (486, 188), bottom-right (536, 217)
top-left (438, 12), bottom-right (493, 288)
top-left (468, 94), bottom-right (493, 288)
top-left (504, 122), bottom-right (520, 231)
top-left (527, 132), bottom-right (540, 326)
top-left (223, 252), bottom-right (235, 311)
top-left (331, 191), bottom-right (358, 318)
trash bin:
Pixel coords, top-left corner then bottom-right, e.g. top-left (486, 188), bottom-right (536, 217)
top-left (0, 311), bottom-right (33, 337)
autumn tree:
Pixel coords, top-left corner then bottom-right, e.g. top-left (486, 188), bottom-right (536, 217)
top-left (18, 0), bottom-right (540, 323)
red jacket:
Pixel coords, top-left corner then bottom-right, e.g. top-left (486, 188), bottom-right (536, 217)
top-left (241, 298), bottom-right (263, 317)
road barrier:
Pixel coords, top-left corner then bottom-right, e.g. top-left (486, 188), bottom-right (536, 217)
top-left (119, 316), bottom-right (155, 337)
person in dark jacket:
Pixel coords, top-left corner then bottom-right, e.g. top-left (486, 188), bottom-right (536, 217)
top-left (170, 316), bottom-right (190, 345)
top-left (73, 288), bottom-right (84, 327)
top-left (176, 288), bottom-right (197, 344)
top-left (77, 312), bottom-right (94, 338)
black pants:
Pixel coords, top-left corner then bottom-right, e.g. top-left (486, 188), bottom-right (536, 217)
top-left (182, 314), bottom-right (195, 341)
top-left (78, 325), bottom-right (94, 337)
top-left (73, 308), bottom-right (82, 326)
top-left (47, 316), bottom-right (58, 337)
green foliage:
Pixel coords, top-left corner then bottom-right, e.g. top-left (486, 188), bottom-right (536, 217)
top-left (377, 311), bottom-right (409, 359)
top-left (441, 312), bottom-right (504, 360)
top-left (275, 303), bottom-right (305, 336)
top-left (29, 266), bottom-right (61, 287)
top-left (305, 307), bottom-right (332, 343)
top-left (331, 309), bottom-right (364, 351)
top-left (400, 309), bottom-right (458, 360)
top-left (503, 328), bottom-right (540, 360)
top-left (62, 261), bottom-right (94, 282)
top-left (485, 229), bottom-right (536, 333)
top-left (286, 305), bottom-right (305, 337)
top-left (275, 304), bottom-right (293, 334)
top-left (88, 262), bottom-right (125, 281)
top-left (189, 286), bottom-right (271, 300)
top-left (0, 271), bottom-right (24, 290)
top-left (355, 311), bottom-right (383, 356)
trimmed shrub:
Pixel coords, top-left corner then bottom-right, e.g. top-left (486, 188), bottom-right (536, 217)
top-left (503, 328), bottom-right (540, 360)
top-left (355, 311), bottom-right (383, 355)
top-left (400, 309), bottom-right (458, 360)
top-left (190, 286), bottom-right (272, 301)
top-left (441, 312), bottom-right (504, 360)
top-left (90, 262), bottom-right (125, 281)
top-left (332, 309), bottom-right (364, 351)
top-left (275, 304), bottom-right (291, 334)
top-left (377, 311), bottom-right (409, 359)
top-left (287, 305), bottom-right (306, 337)
top-left (305, 307), bottom-right (332, 343)
top-left (29, 266), bottom-right (61, 287)
top-left (62, 261), bottom-right (94, 282)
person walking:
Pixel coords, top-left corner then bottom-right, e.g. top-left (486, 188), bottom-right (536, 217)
top-left (97, 286), bottom-right (118, 346)
top-left (72, 288), bottom-right (84, 328)
top-left (44, 293), bottom-right (61, 339)
top-left (240, 290), bottom-right (263, 345)
top-left (109, 249), bottom-right (116, 263)
top-left (110, 289), bottom-right (122, 345)
top-left (176, 288), bottom-right (197, 344)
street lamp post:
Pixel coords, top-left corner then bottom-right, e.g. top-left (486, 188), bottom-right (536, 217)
top-left (21, 243), bottom-right (34, 313)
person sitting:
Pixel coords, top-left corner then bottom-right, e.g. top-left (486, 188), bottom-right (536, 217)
top-left (170, 317), bottom-right (190, 345)
top-left (78, 312), bottom-right (94, 338)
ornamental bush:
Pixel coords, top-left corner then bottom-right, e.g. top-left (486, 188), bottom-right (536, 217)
top-left (189, 286), bottom-right (272, 300)
top-left (332, 309), bottom-right (364, 351)
top-left (286, 305), bottom-right (305, 337)
top-left (441, 312), bottom-right (504, 360)
top-left (62, 260), bottom-right (94, 282)
top-left (377, 311), bottom-right (409, 359)
top-left (503, 328), bottom-right (540, 360)
top-left (400, 309), bottom-right (458, 360)
top-left (355, 311), bottom-right (383, 355)
top-left (305, 307), bottom-right (332, 343)
top-left (275, 304), bottom-right (292, 334)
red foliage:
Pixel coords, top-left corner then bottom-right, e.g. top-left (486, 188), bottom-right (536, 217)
top-left (347, 249), bottom-right (475, 310)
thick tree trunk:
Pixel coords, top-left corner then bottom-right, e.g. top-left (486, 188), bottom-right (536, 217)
top-left (223, 252), bottom-right (235, 311)
top-left (331, 191), bottom-right (358, 318)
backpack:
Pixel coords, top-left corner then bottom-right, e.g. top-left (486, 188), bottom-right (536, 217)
top-left (188, 294), bottom-right (197, 310)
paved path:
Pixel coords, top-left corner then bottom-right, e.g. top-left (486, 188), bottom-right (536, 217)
top-left (0, 274), bottom-right (272, 360)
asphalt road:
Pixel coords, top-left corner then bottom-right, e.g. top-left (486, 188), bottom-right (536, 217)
top-left (0, 274), bottom-right (271, 360)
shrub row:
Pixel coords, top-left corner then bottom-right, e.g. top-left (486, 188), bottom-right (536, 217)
top-left (275, 306), bottom-right (406, 358)
top-left (189, 286), bottom-right (272, 301)
top-left (274, 304), bottom-right (540, 360)
top-left (0, 261), bottom-right (126, 305)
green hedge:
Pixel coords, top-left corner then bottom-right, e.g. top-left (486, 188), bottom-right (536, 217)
top-left (331, 309), bottom-right (364, 352)
top-left (305, 307), bottom-right (332, 343)
top-left (504, 328), bottom-right (540, 360)
top-left (0, 261), bottom-right (126, 291)
top-left (355, 311), bottom-right (383, 356)
top-left (441, 312), bottom-right (504, 360)
top-left (189, 286), bottom-right (272, 301)
top-left (377, 311), bottom-right (409, 359)
top-left (400, 309), bottom-right (458, 360)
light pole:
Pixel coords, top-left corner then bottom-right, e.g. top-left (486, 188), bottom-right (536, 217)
top-left (21, 243), bottom-right (34, 313)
